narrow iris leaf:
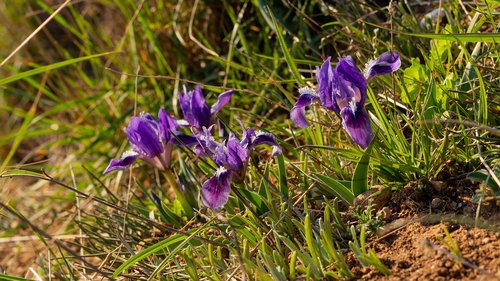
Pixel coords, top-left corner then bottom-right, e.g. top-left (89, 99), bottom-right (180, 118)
top-left (313, 173), bottom-right (355, 205)
top-left (352, 141), bottom-right (373, 196)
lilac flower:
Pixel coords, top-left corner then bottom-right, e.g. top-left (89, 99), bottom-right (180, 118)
top-left (290, 51), bottom-right (401, 148)
top-left (179, 84), bottom-right (234, 131)
top-left (104, 109), bottom-right (197, 174)
top-left (201, 167), bottom-right (232, 210)
top-left (197, 125), bottom-right (281, 209)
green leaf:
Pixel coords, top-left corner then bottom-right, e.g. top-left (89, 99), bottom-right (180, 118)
top-left (277, 154), bottom-right (289, 198)
top-left (0, 169), bottom-right (44, 178)
top-left (313, 173), bottom-right (354, 205)
top-left (238, 188), bottom-right (269, 214)
top-left (352, 143), bottom-right (373, 196)
top-left (0, 51), bottom-right (114, 86)
top-left (0, 274), bottom-right (35, 281)
top-left (467, 170), bottom-right (499, 192)
top-left (402, 32), bottom-right (500, 43)
top-left (266, 6), bottom-right (304, 91)
top-left (113, 229), bottom-right (203, 278)
top-left (304, 214), bottom-right (320, 268)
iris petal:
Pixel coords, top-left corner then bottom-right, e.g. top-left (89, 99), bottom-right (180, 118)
top-left (178, 86), bottom-right (193, 126)
top-left (125, 116), bottom-right (163, 158)
top-left (334, 56), bottom-right (367, 108)
top-left (213, 134), bottom-right (248, 171)
top-left (250, 132), bottom-right (282, 156)
top-left (240, 126), bottom-right (255, 148)
top-left (226, 135), bottom-right (248, 171)
top-left (158, 108), bottom-right (177, 141)
top-left (340, 107), bottom-right (373, 149)
top-left (316, 57), bottom-right (336, 111)
top-left (190, 84), bottom-right (211, 129)
top-left (103, 151), bottom-right (139, 174)
top-left (173, 133), bottom-right (198, 146)
top-left (211, 90), bottom-right (234, 115)
top-left (290, 92), bottom-right (319, 128)
top-left (364, 51), bottom-right (401, 80)
top-left (201, 168), bottom-right (232, 209)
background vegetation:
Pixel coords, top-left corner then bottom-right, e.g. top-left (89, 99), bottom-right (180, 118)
top-left (0, 0), bottom-right (498, 279)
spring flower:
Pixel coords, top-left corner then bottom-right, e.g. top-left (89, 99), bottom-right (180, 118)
top-left (179, 84), bottom-right (234, 131)
top-left (104, 109), bottom-right (196, 174)
top-left (198, 125), bottom-right (281, 209)
top-left (290, 51), bottom-right (401, 148)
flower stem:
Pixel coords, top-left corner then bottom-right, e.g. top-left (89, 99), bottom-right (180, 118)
top-left (165, 169), bottom-right (194, 219)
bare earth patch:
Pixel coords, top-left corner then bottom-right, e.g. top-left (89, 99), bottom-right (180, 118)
top-left (350, 181), bottom-right (500, 280)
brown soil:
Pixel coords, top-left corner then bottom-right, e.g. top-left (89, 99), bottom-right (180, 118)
top-left (0, 175), bottom-right (83, 278)
top-left (349, 181), bottom-right (500, 280)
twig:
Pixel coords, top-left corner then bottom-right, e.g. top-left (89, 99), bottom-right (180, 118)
top-left (0, 170), bottom-right (227, 248)
top-left (104, 67), bottom-right (291, 112)
top-left (0, 234), bottom-right (87, 244)
top-left (422, 238), bottom-right (493, 276)
top-left (0, 0), bottom-right (72, 68)
top-left (0, 201), bottom-right (113, 280)
top-left (188, 0), bottom-right (219, 57)
top-left (421, 119), bottom-right (500, 137)
top-left (223, 1), bottom-right (248, 90)
top-left (71, 164), bottom-right (87, 277)
top-left (172, 0), bottom-right (186, 47)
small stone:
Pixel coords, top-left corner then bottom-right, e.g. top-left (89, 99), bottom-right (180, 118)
top-left (380, 207), bottom-right (392, 221)
top-left (397, 260), bottom-right (410, 269)
top-left (438, 268), bottom-right (448, 276)
top-left (463, 205), bottom-right (475, 216)
top-left (353, 185), bottom-right (391, 210)
top-left (430, 181), bottom-right (448, 194)
top-left (431, 197), bottom-right (445, 209)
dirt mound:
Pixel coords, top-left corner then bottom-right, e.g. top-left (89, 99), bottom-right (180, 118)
top-left (350, 181), bottom-right (500, 280)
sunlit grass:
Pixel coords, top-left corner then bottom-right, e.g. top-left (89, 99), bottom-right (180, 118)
top-left (0, 0), bottom-right (498, 279)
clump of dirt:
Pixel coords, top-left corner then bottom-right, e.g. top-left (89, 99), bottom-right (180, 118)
top-left (353, 222), bottom-right (500, 280)
top-left (388, 180), bottom-right (498, 222)
top-left (349, 180), bottom-right (500, 280)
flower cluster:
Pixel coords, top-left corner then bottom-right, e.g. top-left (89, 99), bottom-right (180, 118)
top-left (104, 84), bottom-right (233, 175)
top-left (104, 51), bottom-right (399, 210)
top-left (179, 84), bottom-right (233, 132)
top-left (195, 124), bottom-right (281, 209)
top-left (291, 51), bottom-right (401, 148)
top-left (104, 84), bottom-right (281, 210)
top-left (103, 109), bottom-right (197, 174)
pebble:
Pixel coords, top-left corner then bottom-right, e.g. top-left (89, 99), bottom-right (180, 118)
top-left (431, 197), bottom-right (445, 209)
top-left (353, 186), bottom-right (391, 210)
top-left (380, 207), bottom-right (392, 221)
top-left (430, 181), bottom-right (448, 194)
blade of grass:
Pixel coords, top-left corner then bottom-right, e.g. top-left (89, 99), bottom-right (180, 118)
top-left (0, 52), bottom-right (115, 86)
top-left (266, 5), bottom-right (304, 91)
top-left (352, 142), bottom-right (373, 196)
top-left (312, 173), bottom-right (354, 205)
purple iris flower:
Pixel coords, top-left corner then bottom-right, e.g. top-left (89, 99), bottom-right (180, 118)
top-left (290, 51), bottom-right (401, 149)
top-left (198, 125), bottom-right (281, 209)
top-left (179, 84), bottom-right (234, 131)
top-left (104, 109), bottom-right (197, 174)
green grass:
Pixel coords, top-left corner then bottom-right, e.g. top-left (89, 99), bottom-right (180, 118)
top-left (0, 0), bottom-right (498, 279)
